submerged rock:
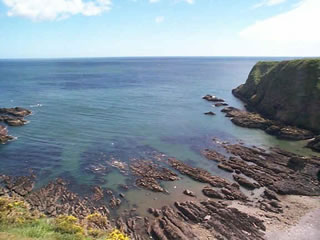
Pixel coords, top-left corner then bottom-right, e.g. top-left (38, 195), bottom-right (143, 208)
top-left (214, 102), bottom-right (228, 107)
top-left (130, 160), bottom-right (179, 192)
top-left (204, 111), bottom-right (215, 116)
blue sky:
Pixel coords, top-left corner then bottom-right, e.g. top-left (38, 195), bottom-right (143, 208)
top-left (0, 0), bottom-right (319, 58)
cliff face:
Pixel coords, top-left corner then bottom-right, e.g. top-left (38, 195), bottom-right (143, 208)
top-left (233, 59), bottom-right (320, 133)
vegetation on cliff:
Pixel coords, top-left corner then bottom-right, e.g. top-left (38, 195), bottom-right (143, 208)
top-left (233, 59), bottom-right (320, 133)
top-left (0, 197), bottom-right (128, 240)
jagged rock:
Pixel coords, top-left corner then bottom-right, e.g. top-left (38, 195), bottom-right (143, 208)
top-left (218, 163), bottom-right (234, 172)
top-left (92, 186), bottom-right (104, 201)
top-left (287, 157), bottom-right (306, 171)
top-left (220, 144), bottom-right (320, 196)
top-left (202, 149), bottom-right (227, 162)
top-left (232, 59), bottom-right (320, 133)
top-left (202, 186), bottom-right (224, 199)
top-left (307, 136), bottom-right (320, 152)
top-left (183, 189), bottom-right (195, 197)
top-left (2, 175), bottom-right (35, 196)
top-left (130, 160), bottom-right (179, 192)
top-left (169, 158), bottom-right (231, 188)
top-left (222, 106), bottom-right (313, 140)
top-left (233, 174), bottom-right (260, 190)
top-left (263, 189), bottom-right (280, 201)
top-left (202, 94), bottom-right (224, 102)
top-left (0, 125), bottom-right (14, 144)
top-left (0, 107), bottom-right (31, 118)
top-left (136, 177), bottom-right (165, 192)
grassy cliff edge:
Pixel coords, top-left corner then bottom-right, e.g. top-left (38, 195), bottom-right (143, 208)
top-left (233, 59), bottom-right (320, 133)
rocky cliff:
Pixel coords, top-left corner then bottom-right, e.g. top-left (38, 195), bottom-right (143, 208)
top-left (233, 59), bottom-right (320, 133)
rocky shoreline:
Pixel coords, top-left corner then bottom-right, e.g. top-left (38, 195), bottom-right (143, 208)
top-left (1, 137), bottom-right (319, 239)
top-left (0, 107), bottom-right (31, 144)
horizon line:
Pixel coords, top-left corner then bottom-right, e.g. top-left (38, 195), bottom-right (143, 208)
top-left (1, 56), bottom-right (319, 61)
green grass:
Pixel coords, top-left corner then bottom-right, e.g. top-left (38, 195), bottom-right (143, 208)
top-left (0, 218), bottom-right (92, 240)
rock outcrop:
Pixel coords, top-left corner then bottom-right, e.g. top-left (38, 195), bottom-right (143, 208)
top-left (0, 107), bottom-right (31, 144)
top-left (0, 125), bottom-right (14, 144)
top-left (232, 59), bottom-right (320, 133)
top-left (221, 106), bottom-right (314, 140)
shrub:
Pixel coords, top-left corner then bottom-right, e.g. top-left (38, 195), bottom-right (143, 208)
top-left (54, 215), bottom-right (84, 235)
top-left (106, 229), bottom-right (129, 240)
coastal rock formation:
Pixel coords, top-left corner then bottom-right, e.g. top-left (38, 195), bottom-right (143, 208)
top-left (0, 175), bottom-right (111, 220)
top-left (0, 107), bottom-right (31, 118)
top-left (130, 160), bottom-right (179, 192)
top-left (221, 106), bottom-right (314, 140)
top-left (168, 158), bottom-right (247, 201)
top-left (0, 125), bottom-right (14, 144)
top-left (307, 136), bottom-right (320, 152)
top-left (202, 94), bottom-right (224, 102)
top-left (232, 59), bottom-right (320, 133)
top-left (204, 111), bottom-right (215, 116)
top-left (0, 107), bottom-right (31, 144)
top-left (203, 144), bottom-right (320, 196)
top-left (147, 200), bottom-right (266, 240)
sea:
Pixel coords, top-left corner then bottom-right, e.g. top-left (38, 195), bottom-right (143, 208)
top-left (0, 57), bottom-right (316, 215)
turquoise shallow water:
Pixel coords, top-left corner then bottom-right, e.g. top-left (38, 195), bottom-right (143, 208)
top-left (0, 57), bottom-right (317, 214)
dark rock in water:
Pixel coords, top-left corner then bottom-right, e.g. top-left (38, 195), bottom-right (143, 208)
top-left (307, 136), bottom-right (320, 152)
top-left (214, 102), bottom-right (228, 107)
top-left (169, 158), bottom-right (247, 201)
top-left (0, 107), bottom-right (31, 118)
top-left (221, 106), bottom-right (314, 140)
top-left (130, 160), bottom-right (179, 192)
top-left (233, 174), bottom-right (260, 190)
top-left (2, 175), bottom-right (35, 196)
top-left (204, 111), bottom-right (215, 116)
top-left (0, 125), bottom-right (14, 144)
top-left (202, 94), bottom-right (224, 102)
top-left (92, 186), bottom-right (104, 201)
top-left (136, 177), bottom-right (165, 192)
top-left (0, 107), bottom-right (31, 144)
top-left (202, 149), bottom-right (227, 162)
top-left (109, 196), bottom-right (121, 208)
top-left (0, 115), bottom-right (28, 126)
top-left (183, 189), bottom-right (195, 197)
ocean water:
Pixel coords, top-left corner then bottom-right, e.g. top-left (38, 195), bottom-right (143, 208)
top-left (0, 57), bottom-right (316, 214)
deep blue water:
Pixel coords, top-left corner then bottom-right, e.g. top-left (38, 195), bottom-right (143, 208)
top-left (0, 57), bottom-right (314, 213)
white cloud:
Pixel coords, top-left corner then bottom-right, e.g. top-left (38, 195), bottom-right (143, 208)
top-left (149, 0), bottom-right (160, 3)
top-left (253, 0), bottom-right (287, 8)
top-left (240, 0), bottom-right (320, 42)
top-left (155, 16), bottom-right (164, 23)
top-left (2, 0), bottom-right (112, 21)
